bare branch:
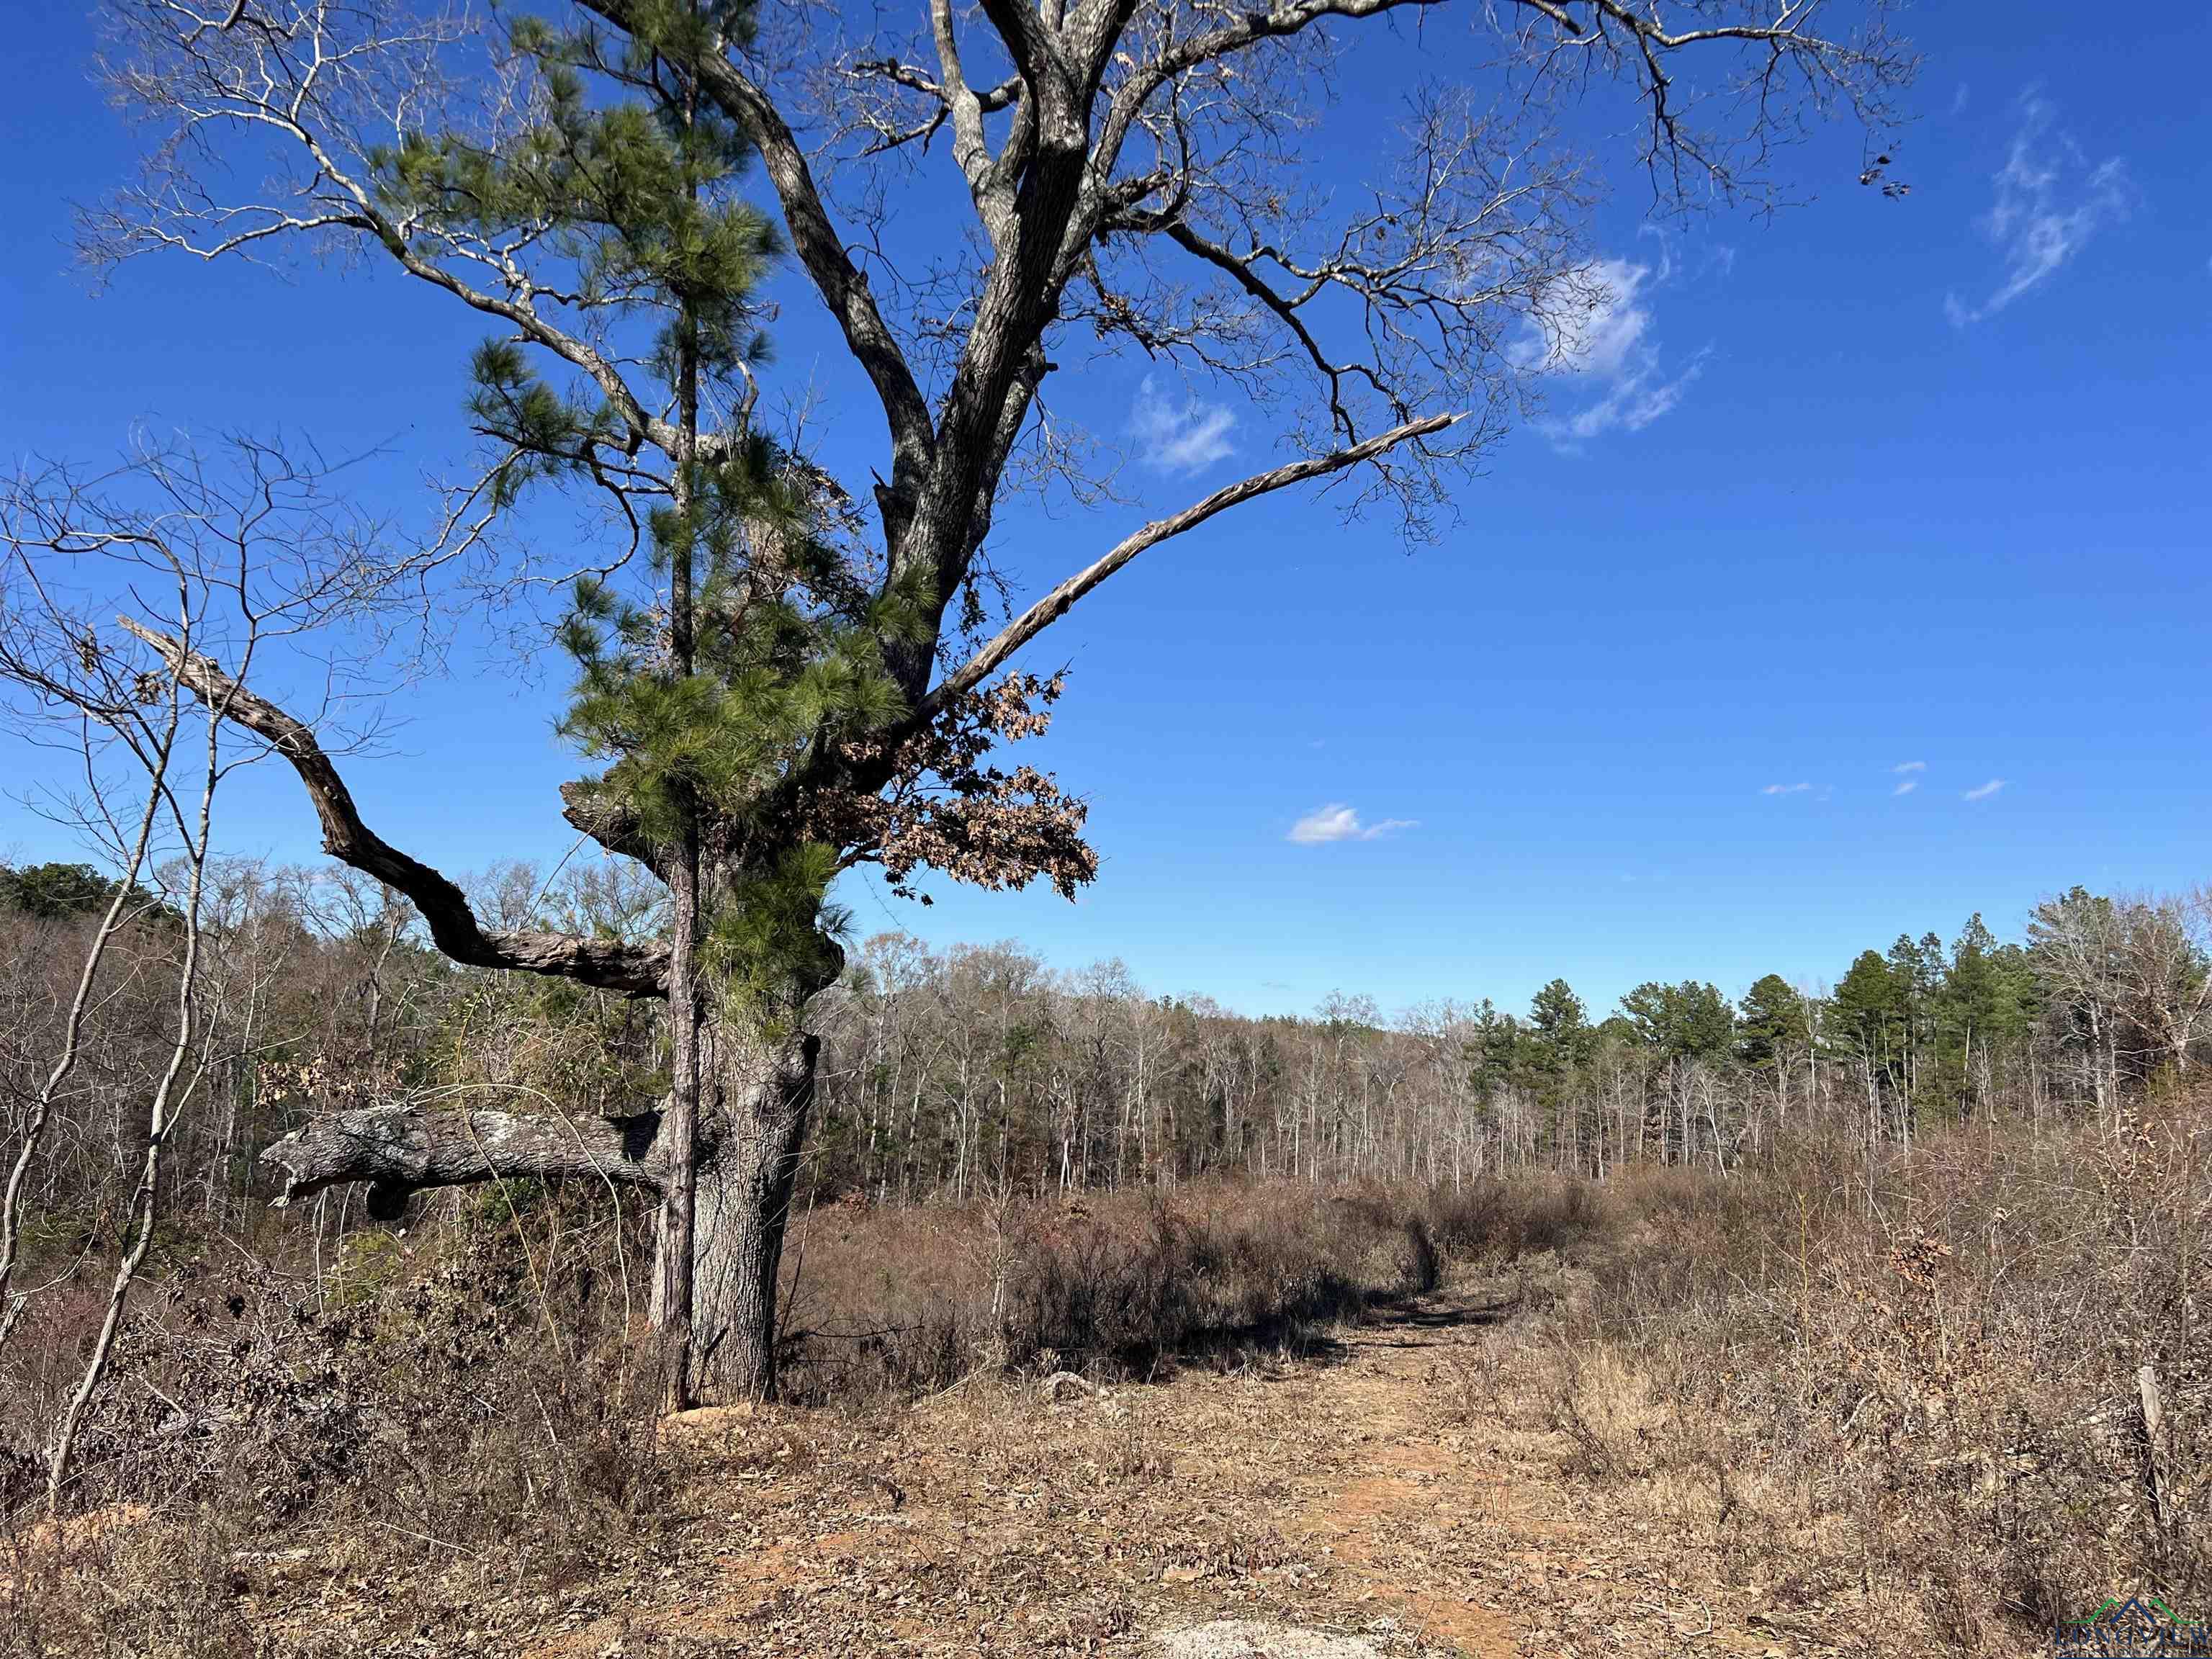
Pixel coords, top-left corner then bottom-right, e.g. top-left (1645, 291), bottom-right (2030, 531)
top-left (559, 778), bottom-right (667, 880)
top-left (259, 1101), bottom-right (670, 1209)
top-left (90, 2), bottom-right (701, 459)
top-left (119, 617), bottom-right (672, 998)
top-left (922, 410), bottom-right (1461, 719)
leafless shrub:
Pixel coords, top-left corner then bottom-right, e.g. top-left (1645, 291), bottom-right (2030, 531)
top-left (0, 1189), bottom-right (668, 1652)
top-left (1493, 1105), bottom-right (2212, 1653)
top-left (774, 1180), bottom-right (1440, 1403)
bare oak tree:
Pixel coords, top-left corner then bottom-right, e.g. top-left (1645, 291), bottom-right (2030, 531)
top-left (78, 0), bottom-right (1910, 1398)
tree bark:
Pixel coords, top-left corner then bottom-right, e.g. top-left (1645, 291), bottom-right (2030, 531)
top-left (657, 103), bottom-right (706, 1408)
top-left (690, 1024), bottom-right (820, 1400)
top-left (260, 1105), bottom-right (670, 1209)
top-left (658, 845), bottom-right (702, 1408)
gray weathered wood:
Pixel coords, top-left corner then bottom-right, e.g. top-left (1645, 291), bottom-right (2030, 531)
top-left (259, 1104), bottom-right (670, 1208)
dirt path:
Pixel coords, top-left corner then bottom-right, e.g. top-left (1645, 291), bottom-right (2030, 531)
top-left (470, 1280), bottom-right (1864, 1659)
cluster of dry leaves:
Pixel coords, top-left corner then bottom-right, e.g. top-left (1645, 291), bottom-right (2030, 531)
top-left (827, 672), bottom-right (1097, 904)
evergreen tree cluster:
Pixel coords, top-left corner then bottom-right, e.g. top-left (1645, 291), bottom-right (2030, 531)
top-left (0, 861), bottom-right (174, 925)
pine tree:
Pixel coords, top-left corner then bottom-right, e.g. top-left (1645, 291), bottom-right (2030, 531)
top-left (1526, 979), bottom-right (1589, 1161)
top-left (1931, 914), bottom-right (2030, 1123)
top-left (1619, 981), bottom-right (1735, 1164)
top-left (366, 4), bottom-right (1091, 1399)
top-left (1529, 979), bottom-right (1591, 1069)
top-left (1737, 973), bottom-right (1807, 1131)
top-left (1735, 974), bottom-right (1804, 1071)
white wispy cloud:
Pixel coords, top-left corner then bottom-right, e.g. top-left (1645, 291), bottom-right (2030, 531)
top-left (1946, 90), bottom-right (2132, 327)
top-left (1519, 257), bottom-right (1707, 452)
top-left (1287, 804), bottom-right (1416, 845)
top-left (1130, 374), bottom-right (1236, 472)
top-left (1964, 778), bottom-right (2007, 801)
top-left (1892, 760), bottom-right (1927, 796)
top-left (1762, 782), bottom-right (1814, 796)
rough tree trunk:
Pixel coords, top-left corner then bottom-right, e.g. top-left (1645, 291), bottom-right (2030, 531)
top-left (686, 1022), bottom-right (821, 1399)
top-left (657, 835), bottom-right (701, 1408)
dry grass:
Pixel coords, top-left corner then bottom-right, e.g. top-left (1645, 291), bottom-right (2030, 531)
top-left (0, 1195), bottom-right (672, 1658)
top-left (1479, 1102), bottom-right (2212, 1653)
top-left (2, 1107), bottom-right (2205, 1655)
top-left (0, 1178), bottom-right (1447, 1655)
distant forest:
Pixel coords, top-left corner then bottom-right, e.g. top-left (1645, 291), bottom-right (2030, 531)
top-left (3, 855), bottom-right (2201, 1240)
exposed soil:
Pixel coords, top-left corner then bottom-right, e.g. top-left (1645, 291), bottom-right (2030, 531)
top-left (176, 1274), bottom-right (1920, 1654)
top-left (222, 1276), bottom-right (1899, 1656)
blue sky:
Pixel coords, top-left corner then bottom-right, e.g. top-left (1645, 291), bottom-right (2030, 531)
top-left (2, 4), bottom-right (2208, 1022)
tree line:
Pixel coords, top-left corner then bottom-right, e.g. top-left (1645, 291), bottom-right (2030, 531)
top-left (6, 856), bottom-right (2203, 1248)
top-left (808, 888), bottom-right (2208, 1197)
